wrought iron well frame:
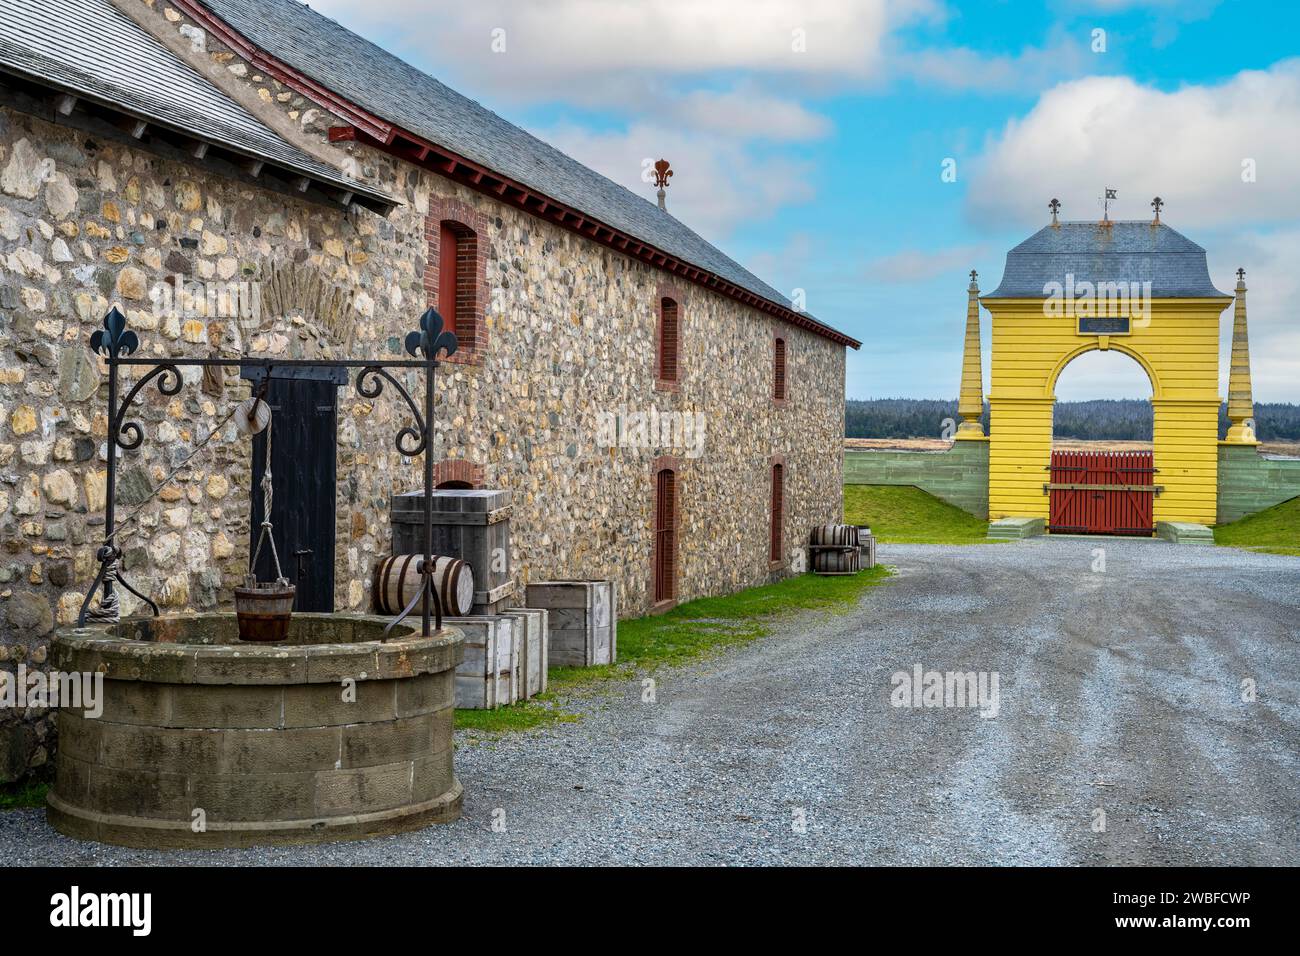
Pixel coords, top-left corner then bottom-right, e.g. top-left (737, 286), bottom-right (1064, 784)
top-left (77, 305), bottom-right (458, 638)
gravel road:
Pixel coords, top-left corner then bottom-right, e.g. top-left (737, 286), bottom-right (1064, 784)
top-left (5, 537), bottom-right (1298, 865)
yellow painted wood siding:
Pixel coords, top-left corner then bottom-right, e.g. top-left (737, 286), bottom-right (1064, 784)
top-left (984, 299), bottom-right (1229, 524)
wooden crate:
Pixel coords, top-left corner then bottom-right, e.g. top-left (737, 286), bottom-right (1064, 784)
top-left (503, 608), bottom-right (548, 699)
top-left (391, 489), bottom-right (515, 614)
top-left (525, 581), bottom-right (616, 668)
top-left (453, 615), bottom-right (518, 709)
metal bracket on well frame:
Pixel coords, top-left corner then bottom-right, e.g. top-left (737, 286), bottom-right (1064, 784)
top-left (77, 306), bottom-right (457, 638)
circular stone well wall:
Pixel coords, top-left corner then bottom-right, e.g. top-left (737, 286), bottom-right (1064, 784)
top-left (47, 612), bottom-right (463, 849)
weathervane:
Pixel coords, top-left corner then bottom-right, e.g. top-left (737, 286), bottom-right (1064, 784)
top-left (1151, 196), bottom-right (1164, 223)
top-left (653, 158), bottom-right (672, 211)
top-left (1101, 187), bottom-right (1117, 222)
top-left (1048, 198), bottom-right (1061, 224)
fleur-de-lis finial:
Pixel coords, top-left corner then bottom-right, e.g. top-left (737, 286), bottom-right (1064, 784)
top-left (89, 306), bottom-right (139, 358)
top-left (968, 269), bottom-right (979, 292)
top-left (652, 159), bottom-right (673, 190)
top-left (1151, 196), bottom-right (1164, 222)
top-left (1236, 267), bottom-right (1246, 288)
top-left (405, 307), bottom-right (459, 361)
top-left (1049, 198), bottom-right (1061, 224)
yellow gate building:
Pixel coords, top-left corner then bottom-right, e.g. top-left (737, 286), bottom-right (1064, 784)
top-left (954, 210), bottom-right (1257, 528)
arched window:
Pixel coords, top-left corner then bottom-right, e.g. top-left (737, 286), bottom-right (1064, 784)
top-left (439, 219), bottom-right (478, 348)
top-left (773, 336), bottom-right (787, 401)
top-left (653, 466), bottom-right (677, 605)
top-left (657, 296), bottom-right (680, 386)
top-left (769, 462), bottom-right (784, 562)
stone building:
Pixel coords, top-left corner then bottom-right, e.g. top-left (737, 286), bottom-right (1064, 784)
top-left (0, 0), bottom-right (859, 779)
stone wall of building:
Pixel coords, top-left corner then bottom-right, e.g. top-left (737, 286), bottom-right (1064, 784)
top-left (0, 3), bottom-right (848, 780)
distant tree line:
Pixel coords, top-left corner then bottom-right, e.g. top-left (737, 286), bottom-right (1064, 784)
top-left (846, 398), bottom-right (1300, 441)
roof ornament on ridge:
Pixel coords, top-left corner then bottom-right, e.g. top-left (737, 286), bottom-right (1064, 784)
top-left (653, 159), bottom-right (673, 211)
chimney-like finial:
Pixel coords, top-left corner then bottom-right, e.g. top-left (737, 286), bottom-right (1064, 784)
top-left (1049, 198), bottom-right (1061, 224)
top-left (653, 158), bottom-right (673, 211)
top-left (1151, 196), bottom-right (1164, 222)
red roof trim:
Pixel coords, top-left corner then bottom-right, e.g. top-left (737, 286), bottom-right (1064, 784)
top-left (172, 0), bottom-right (861, 350)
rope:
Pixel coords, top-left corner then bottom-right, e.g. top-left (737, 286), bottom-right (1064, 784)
top-left (84, 552), bottom-right (120, 623)
top-left (247, 415), bottom-right (287, 585)
top-left (87, 386), bottom-right (270, 622)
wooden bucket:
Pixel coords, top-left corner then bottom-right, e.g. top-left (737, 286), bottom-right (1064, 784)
top-left (374, 554), bottom-right (474, 617)
top-left (233, 581), bottom-right (296, 642)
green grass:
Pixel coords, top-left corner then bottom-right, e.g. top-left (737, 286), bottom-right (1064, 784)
top-left (456, 566), bottom-right (891, 734)
top-left (844, 484), bottom-right (996, 544)
top-left (0, 779), bottom-right (49, 811)
top-left (454, 693), bottom-right (581, 733)
top-left (1214, 497), bottom-right (1300, 556)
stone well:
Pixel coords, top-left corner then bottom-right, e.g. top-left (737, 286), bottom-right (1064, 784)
top-left (46, 613), bottom-right (463, 849)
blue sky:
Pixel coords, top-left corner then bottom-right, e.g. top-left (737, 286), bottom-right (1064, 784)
top-left (312, 0), bottom-right (1299, 402)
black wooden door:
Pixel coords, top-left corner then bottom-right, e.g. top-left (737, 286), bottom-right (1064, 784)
top-left (250, 377), bottom-right (337, 611)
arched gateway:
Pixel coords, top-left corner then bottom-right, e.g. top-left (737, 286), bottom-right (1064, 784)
top-left (954, 209), bottom-right (1257, 532)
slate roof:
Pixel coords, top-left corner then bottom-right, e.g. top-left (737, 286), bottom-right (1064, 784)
top-left (0, 0), bottom-right (391, 209)
top-left (194, 0), bottom-right (856, 345)
top-left (984, 221), bottom-right (1229, 299)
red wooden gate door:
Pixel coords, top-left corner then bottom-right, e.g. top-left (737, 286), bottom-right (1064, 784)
top-left (1047, 450), bottom-right (1157, 536)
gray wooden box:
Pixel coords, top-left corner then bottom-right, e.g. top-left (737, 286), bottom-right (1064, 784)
top-left (391, 489), bottom-right (514, 613)
top-left (524, 581), bottom-right (616, 668)
top-left (503, 607), bottom-right (549, 699)
top-left (453, 615), bottom-right (518, 709)
top-left (856, 527), bottom-right (877, 569)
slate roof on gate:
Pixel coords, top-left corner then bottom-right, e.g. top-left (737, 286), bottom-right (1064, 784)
top-left (0, 0), bottom-right (392, 208)
top-left (194, 0), bottom-right (856, 345)
top-left (984, 220), bottom-right (1229, 299)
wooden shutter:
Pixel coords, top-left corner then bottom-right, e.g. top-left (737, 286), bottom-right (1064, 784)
top-left (438, 221), bottom-right (458, 333)
top-left (774, 337), bottom-right (786, 401)
top-left (659, 298), bottom-right (679, 382)
top-left (769, 463), bottom-right (783, 562)
top-left (654, 468), bottom-right (677, 603)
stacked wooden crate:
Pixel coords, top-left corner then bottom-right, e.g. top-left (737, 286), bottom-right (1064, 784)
top-left (391, 489), bottom-right (514, 613)
top-left (503, 607), bottom-right (549, 698)
top-left (524, 581), bottom-right (616, 667)
top-left (453, 615), bottom-right (517, 709)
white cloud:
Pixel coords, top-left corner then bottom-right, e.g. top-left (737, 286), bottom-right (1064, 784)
top-left (966, 60), bottom-right (1300, 230)
top-left (1205, 228), bottom-right (1300, 403)
top-left (865, 243), bottom-right (991, 283)
top-left (899, 37), bottom-right (1093, 93)
top-left (539, 121), bottom-right (815, 237)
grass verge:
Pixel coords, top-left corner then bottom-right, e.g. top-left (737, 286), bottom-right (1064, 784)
top-left (1214, 497), bottom-right (1300, 556)
top-left (456, 565), bottom-right (891, 734)
top-left (0, 779), bottom-right (49, 811)
top-left (844, 484), bottom-right (996, 544)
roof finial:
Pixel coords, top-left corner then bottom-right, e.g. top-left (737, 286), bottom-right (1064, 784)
top-left (1048, 198), bottom-right (1061, 225)
top-left (653, 158), bottom-right (673, 211)
top-left (1236, 267), bottom-right (1246, 289)
top-left (1101, 187), bottom-right (1117, 223)
top-left (968, 269), bottom-right (979, 292)
top-left (1151, 196), bottom-right (1164, 223)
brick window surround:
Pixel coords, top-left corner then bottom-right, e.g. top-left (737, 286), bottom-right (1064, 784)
top-left (650, 455), bottom-right (682, 610)
top-left (769, 453), bottom-right (786, 567)
top-left (773, 333), bottom-right (788, 404)
top-left (424, 197), bottom-right (488, 365)
top-left (432, 458), bottom-right (484, 488)
top-left (655, 282), bottom-right (684, 391)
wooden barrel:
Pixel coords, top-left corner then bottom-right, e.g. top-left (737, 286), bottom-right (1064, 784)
top-left (374, 554), bottom-right (474, 617)
top-left (813, 550), bottom-right (860, 575)
top-left (810, 524), bottom-right (859, 548)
